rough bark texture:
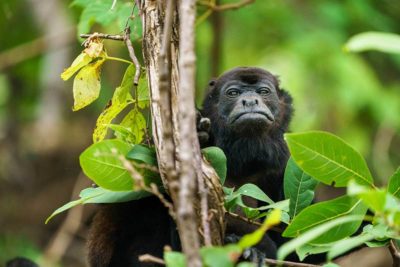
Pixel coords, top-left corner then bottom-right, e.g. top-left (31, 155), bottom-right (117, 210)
top-left (139, 0), bottom-right (225, 258)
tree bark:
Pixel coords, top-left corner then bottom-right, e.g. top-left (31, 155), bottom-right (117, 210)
top-left (139, 0), bottom-right (225, 262)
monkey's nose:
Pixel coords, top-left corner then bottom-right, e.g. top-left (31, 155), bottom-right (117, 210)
top-left (242, 98), bottom-right (259, 107)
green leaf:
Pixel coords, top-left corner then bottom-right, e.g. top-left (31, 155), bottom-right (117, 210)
top-left (322, 263), bottom-right (340, 267)
top-left (236, 263), bottom-right (255, 267)
top-left (284, 157), bottom-right (318, 218)
top-left (347, 181), bottom-right (387, 212)
top-left (137, 74), bottom-right (150, 108)
top-left (283, 195), bottom-right (367, 244)
top-left (118, 108), bottom-right (147, 144)
top-left (284, 131), bottom-right (374, 188)
top-left (388, 167), bottom-right (400, 198)
top-left (126, 144), bottom-right (158, 166)
top-left (164, 251), bottom-right (187, 267)
top-left (72, 59), bottom-right (104, 111)
top-left (61, 52), bottom-right (92, 80)
top-left (46, 186), bottom-right (150, 223)
top-left (202, 147), bottom-right (227, 184)
top-left (78, 0), bottom-right (119, 35)
top-left (234, 184), bottom-right (274, 204)
top-left (278, 215), bottom-right (364, 260)
top-left (238, 209), bottom-right (281, 249)
top-left (93, 64), bottom-right (135, 142)
top-left (80, 139), bottom-right (134, 191)
top-left (327, 233), bottom-right (375, 260)
top-left (344, 32), bottom-right (400, 54)
top-left (200, 245), bottom-right (241, 267)
top-left (296, 244), bottom-right (331, 261)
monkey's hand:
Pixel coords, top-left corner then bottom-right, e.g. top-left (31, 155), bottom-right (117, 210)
top-left (225, 234), bottom-right (267, 267)
top-left (196, 110), bottom-right (211, 147)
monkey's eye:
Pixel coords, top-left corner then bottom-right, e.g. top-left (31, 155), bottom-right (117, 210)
top-left (258, 88), bottom-right (271, 96)
top-left (226, 88), bottom-right (240, 97)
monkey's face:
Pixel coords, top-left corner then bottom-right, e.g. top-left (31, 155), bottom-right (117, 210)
top-left (217, 77), bottom-right (280, 135)
top-left (202, 67), bottom-right (293, 139)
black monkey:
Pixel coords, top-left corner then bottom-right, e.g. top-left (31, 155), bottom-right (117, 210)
top-left (202, 67), bottom-right (292, 201)
top-left (201, 67), bottom-right (293, 262)
top-left (87, 67), bottom-right (293, 266)
top-left (6, 257), bottom-right (38, 267)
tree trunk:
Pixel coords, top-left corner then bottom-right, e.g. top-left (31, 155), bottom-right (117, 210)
top-left (139, 0), bottom-right (225, 261)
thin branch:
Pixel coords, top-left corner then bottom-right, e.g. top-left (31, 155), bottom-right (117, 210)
top-left (389, 239), bottom-right (400, 267)
top-left (264, 258), bottom-right (322, 267)
top-left (124, 27), bottom-right (141, 85)
top-left (138, 254), bottom-right (165, 265)
top-left (199, 0), bottom-right (255, 11)
top-left (80, 33), bottom-right (125, 41)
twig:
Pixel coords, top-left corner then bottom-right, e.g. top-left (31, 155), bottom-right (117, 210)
top-left (80, 33), bottom-right (125, 41)
top-left (138, 254), bottom-right (165, 265)
top-left (264, 258), bottom-right (322, 267)
top-left (124, 27), bottom-right (141, 85)
top-left (227, 211), bottom-right (262, 226)
top-left (389, 240), bottom-right (400, 267)
top-left (199, 0), bottom-right (255, 11)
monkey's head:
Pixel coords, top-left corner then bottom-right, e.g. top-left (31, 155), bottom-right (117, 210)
top-left (202, 67), bottom-right (293, 140)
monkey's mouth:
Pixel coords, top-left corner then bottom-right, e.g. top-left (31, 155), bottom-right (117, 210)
top-left (232, 111), bottom-right (275, 124)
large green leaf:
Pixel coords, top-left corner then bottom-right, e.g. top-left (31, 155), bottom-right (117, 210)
top-left (283, 195), bottom-right (367, 244)
top-left (285, 131), bottom-right (374, 188)
top-left (202, 146), bottom-right (227, 184)
top-left (284, 157), bottom-right (318, 218)
top-left (344, 32), bottom-right (400, 54)
top-left (388, 167), bottom-right (400, 199)
top-left (278, 215), bottom-right (364, 260)
top-left (46, 186), bottom-right (150, 223)
top-left (80, 139), bottom-right (134, 191)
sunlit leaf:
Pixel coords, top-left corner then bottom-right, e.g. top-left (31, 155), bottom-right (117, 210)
top-left (388, 167), bottom-right (400, 199)
top-left (238, 209), bottom-right (281, 249)
top-left (80, 139), bottom-right (134, 191)
top-left (84, 41), bottom-right (104, 58)
top-left (126, 144), bottom-right (158, 167)
top-left (345, 32), bottom-right (400, 54)
top-left (284, 157), bottom-right (318, 218)
top-left (118, 108), bottom-right (147, 144)
top-left (61, 52), bottom-right (92, 81)
top-left (347, 181), bottom-right (387, 212)
top-left (234, 184), bottom-right (274, 204)
top-left (72, 59), bottom-right (105, 111)
top-left (93, 64), bottom-right (135, 142)
top-left (202, 146), bottom-right (227, 184)
top-left (285, 131), bottom-right (374, 188)
top-left (283, 195), bottom-right (367, 244)
top-left (278, 215), bottom-right (364, 260)
top-left (78, 0), bottom-right (119, 35)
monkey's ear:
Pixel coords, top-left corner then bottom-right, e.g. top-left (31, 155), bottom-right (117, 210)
top-left (206, 78), bottom-right (218, 99)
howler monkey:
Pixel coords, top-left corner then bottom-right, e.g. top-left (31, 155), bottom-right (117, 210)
top-left (87, 67), bottom-right (293, 266)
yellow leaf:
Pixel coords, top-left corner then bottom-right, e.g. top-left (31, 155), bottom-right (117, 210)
top-left (61, 52), bottom-right (93, 81)
top-left (84, 41), bottom-right (104, 58)
top-left (72, 59), bottom-right (104, 111)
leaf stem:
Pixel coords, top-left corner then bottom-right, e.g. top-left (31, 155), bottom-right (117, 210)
top-left (106, 56), bottom-right (132, 65)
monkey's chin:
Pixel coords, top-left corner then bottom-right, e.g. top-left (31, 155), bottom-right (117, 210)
top-left (230, 114), bottom-right (272, 134)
